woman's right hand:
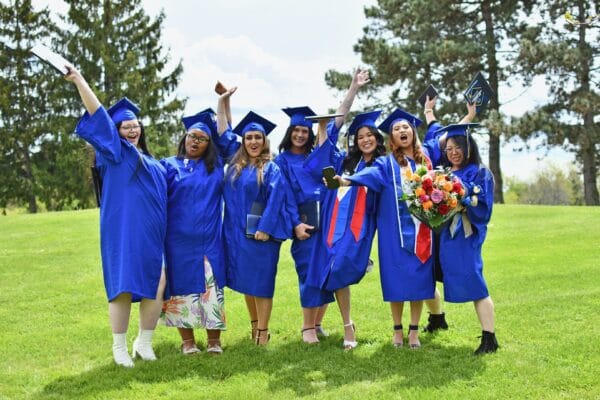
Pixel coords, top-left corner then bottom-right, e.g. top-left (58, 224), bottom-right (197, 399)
top-left (64, 65), bottom-right (83, 83)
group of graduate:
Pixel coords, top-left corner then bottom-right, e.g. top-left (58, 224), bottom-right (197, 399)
top-left (64, 65), bottom-right (499, 369)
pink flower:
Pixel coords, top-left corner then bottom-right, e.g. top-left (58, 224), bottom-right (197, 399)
top-left (430, 189), bottom-right (444, 204)
top-left (419, 194), bottom-right (429, 203)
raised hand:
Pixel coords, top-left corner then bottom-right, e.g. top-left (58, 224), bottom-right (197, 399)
top-left (352, 68), bottom-right (370, 89)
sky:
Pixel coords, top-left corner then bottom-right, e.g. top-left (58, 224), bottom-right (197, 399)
top-left (34, 0), bottom-right (575, 180)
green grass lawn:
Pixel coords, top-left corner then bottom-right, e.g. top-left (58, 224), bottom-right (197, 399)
top-left (1, 205), bottom-right (599, 399)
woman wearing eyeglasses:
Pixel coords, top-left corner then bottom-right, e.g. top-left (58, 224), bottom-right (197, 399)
top-left (160, 91), bottom-right (238, 355)
top-left (65, 66), bottom-right (167, 368)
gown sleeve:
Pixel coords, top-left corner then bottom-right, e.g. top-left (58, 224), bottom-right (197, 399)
top-left (458, 164), bottom-right (494, 246)
top-left (303, 137), bottom-right (345, 182)
top-left (422, 121), bottom-right (444, 167)
top-left (215, 128), bottom-right (240, 162)
top-left (257, 162), bottom-right (293, 240)
top-left (274, 155), bottom-right (301, 229)
top-left (75, 106), bottom-right (123, 163)
top-left (345, 156), bottom-right (388, 194)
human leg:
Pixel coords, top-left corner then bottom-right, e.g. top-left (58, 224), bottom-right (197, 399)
top-left (109, 293), bottom-right (133, 367)
top-left (335, 287), bottom-right (356, 349)
top-left (390, 301), bottom-right (405, 347)
top-left (408, 300), bottom-right (424, 348)
top-left (474, 296), bottom-right (499, 354)
top-left (133, 270), bottom-right (166, 361)
top-left (255, 296), bottom-right (273, 346)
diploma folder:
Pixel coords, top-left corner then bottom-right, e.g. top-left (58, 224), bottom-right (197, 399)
top-left (463, 72), bottom-right (494, 114)
top-left (245, 202), bottom-right (283, 242)
top-left (298, 201), bottom-right (320, 232)
top-left (417, 84), bottom-right (439, 107)
top-left (30, 44), bottom-right (71, 75)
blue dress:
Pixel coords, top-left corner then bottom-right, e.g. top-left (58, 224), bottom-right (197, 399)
top-left (223, 145), bottom-right (292, 298)
top-left (161, 130), bottom-right (238, 297)
top-left (348, 155), bottom-right (435, 302)
top-left (76, 107), bottom-right (167, 302)
top-left (439, 163), bottom-right (494, 303)
top-left (303, 138), bottom-right (377, 292)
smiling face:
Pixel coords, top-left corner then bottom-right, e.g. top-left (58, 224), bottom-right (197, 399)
top-left (118, 119), bottom-right (142, 146)
top-left (356, 126), bottom-right (378, 159)
top-left (445, 137), bottom-right (465, 169)
top-left (390, 120), bottom-right (415, 152)
top-left (244, 130), bottom-right (266, 159)
top-left (290, 125), bottom-right (310, 152)
top-left (185, 129), bottom-right (210, 160)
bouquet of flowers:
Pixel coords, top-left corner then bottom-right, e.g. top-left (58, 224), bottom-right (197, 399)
top-left (401, 165), bottom-right (465, 233)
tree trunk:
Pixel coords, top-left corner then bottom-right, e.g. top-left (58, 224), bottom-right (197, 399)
top-left (576, 0), bottom-right (599, 205)
top-left (22, 147), bottom-right (38, 213)
top-left (481, 0), bottom-right (504, 203)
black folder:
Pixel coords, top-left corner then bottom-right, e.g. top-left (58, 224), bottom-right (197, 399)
top-left (298, 201), bottom-right (320, 232)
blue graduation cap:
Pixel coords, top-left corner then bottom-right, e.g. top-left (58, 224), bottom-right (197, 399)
top-left (434, 123), bottom-right (480, 138)
top-left (108, 97), bottom-right (140, 125)
top-left (346, 110), bottom-right (382, 137)
top-left (282, 106), bottom-right (317, 128)
top-left (233, 111), bottom-right (276, 136)
top-left (182, 110), bottom-right (217, 135)
top-left (464, 72), bottom-right (494, 114)
top-left (378, 108), bottom-right (422, 134)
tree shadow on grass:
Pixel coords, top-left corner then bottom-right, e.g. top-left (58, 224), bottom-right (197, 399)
top-left (40, 334), bottom-right (486, 399)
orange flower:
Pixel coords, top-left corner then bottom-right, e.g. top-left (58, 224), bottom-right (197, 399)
top-left (449, 197), bottom-right (458, 208)
top-left (422, 200), bottom-right (434, 210)
top-left (162, 297), bottom-right (186, 314)
top-left (415, 187), bottom-right (425, 197)
top-left (443, 181), bottom-right (453, 192)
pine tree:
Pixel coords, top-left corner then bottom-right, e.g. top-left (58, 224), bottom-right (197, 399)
top-left (61, 0), bottom-right (185, 158)
top-left (513, 1), bottom-right (599, 205)
top-left (0, 0), bottom-right (62, 213)
top-left (325, 0), bottom-right (535, 203)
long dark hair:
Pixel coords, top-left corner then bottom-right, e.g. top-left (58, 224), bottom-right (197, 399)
top-left (175, 133), bottom-right (218, 173)
top-left (389, 123), bottom-right (428, 167)
top-left (116, 121), bottom-right (151, 157)
top-left (278, 125), bottom-right (315, 155)
top-left (342, 126), bottom-right (386, 174)
top-left (442, 134), bottom-right (482, 169)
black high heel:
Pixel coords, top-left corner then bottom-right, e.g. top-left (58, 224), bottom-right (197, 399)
top-left (256, 328), bottom-right (270, 346)
top-left (393, 324), bottom-right (403, 348)
top-left (408, 325), bottom-right (421, 349)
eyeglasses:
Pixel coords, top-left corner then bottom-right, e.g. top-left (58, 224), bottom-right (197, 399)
top-left (187, 133), bottom-right (210, 143)
top-left (120, 124), bottom-right (142, 131)
top-left (445, 146), bottom-right (463, 154)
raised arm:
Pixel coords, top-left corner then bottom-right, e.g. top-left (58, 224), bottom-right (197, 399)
top-left (65, 66), bottom-right (101, 116)
top-left (334, 68), bottom-right (370, 129)
top-left (423, 95), bottom-right (438, 126)
top-left (216, 86), bottom-right (237, 135)
top-left (458, 101), bottom-right (477, 124)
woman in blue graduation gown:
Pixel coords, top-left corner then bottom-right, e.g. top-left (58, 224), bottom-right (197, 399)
top-left (66, 67), bottom-right (167, 367)
top-left (273, 68), bottom-right (370, 344)
top-left (221, 108), bottom-right (292, 346)
top-left (303, 109), bottom-right (384, 350)
top-left (342, 109), bottom-right (435, 349)
top-left (419, 97), bottom-right (477, 333)
top-left (160, 99), bottom-right (238, 355)
top-left (435, 123), bottom-right (499, 354)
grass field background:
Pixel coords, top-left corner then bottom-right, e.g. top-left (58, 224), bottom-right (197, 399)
top-left (1, 205), bottom-right (599, 399)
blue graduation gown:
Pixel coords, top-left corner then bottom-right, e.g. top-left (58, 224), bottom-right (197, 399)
top-left (161, 156), bottom-right (226, 296)
top-left (76, 107), bottom-right (167, 302)
top-left (439, 163), bottom-right (494, 303)
top-left (274, 150), bottom-right (335, 307)
top-left (303, 138), bottom-right (377, 292)
top-left (161, 129), bottom-right (238, 297)
top-left (223, 161), bottom-right (292, 298)
top-left (348, 155), bottom-right (435, 302)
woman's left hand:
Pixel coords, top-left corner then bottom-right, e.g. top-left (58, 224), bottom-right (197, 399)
top-left (255, 231), bottom-right (270, 241)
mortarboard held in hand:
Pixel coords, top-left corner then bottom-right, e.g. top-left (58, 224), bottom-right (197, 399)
top-left (417, 84), bottom-right (439, 107)
top-left (464, 72), bottom-right (494, 114)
